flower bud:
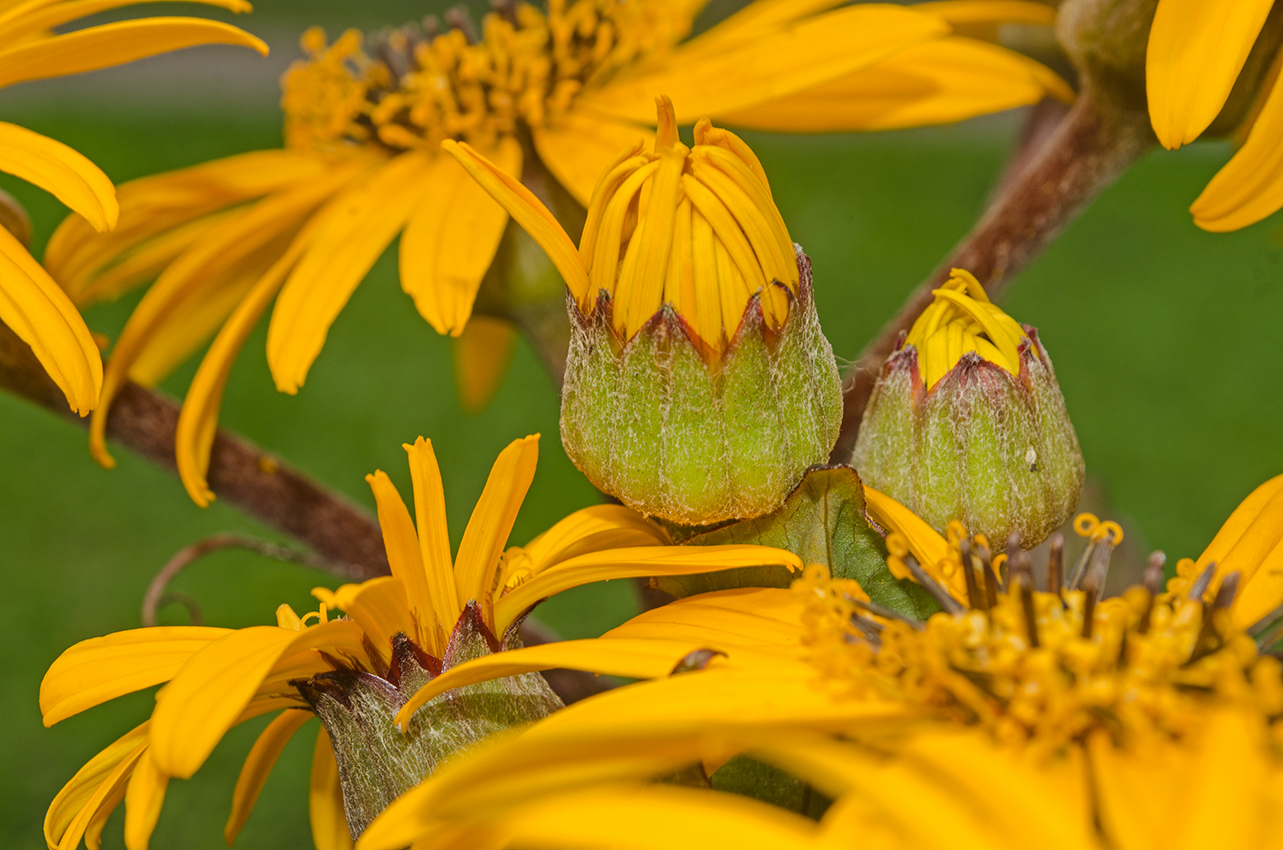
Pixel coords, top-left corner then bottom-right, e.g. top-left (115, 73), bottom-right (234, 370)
top-left (447, 96), bottom-right (842, 525)
top-left (852, 269), bottom-right (1083, 547)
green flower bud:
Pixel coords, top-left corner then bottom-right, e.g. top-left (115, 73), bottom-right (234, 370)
top-left (447, 96), bottom-right (842, 525)
top-left (852, 269), bottom-right (1084, 548)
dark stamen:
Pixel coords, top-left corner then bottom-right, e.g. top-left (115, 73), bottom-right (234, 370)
top-left (958, 538), bottom-right (981, 611)
top-left (903, 555), bottom-right (966, 615)
top-left (1047, 533), bottom-right (1064, 594)
top-left (1188, 562), bottom-right (1216, 601)
top-left (1137, 551), bottom-right (1166, 635)
top-left (1082, 535), bottom-right (1116, 593)
top-left (975, 542), bottom-right (999, 610)
top-left (850, 596), bottom-right (925, 630)
top-left (1080, 575), bottom-right (1099, 639)
top-left (1014, 552), bottom-right (1039, 648)
top-left (849, 614), bottom-right (884, 647)
top-left (1248, 600), bottom-right (1283, 639)
top-left (1189, 572), bottom-right (1239, 664)
top-left (444, 5), bottom-right (479, 42)
top-left (1068, 536), bottom-right (1097, 590)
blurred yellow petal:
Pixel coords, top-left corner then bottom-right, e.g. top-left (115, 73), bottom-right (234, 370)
top-left (267, 151), bottom-right (431, 393)
top-left (451, 315), bottom-right (517, 414)
top-left (0, 0), bottom-right (254, 49)
top-left (122, 751), bottom-right (168, 850)
top-left (310, 728), bottom-right (354, 850)
top-left (1164, 709), bottom-right (1267, 849)
top-left (691, 0), bottom-right (846, 44)
top-left (400, 139), bottom-right (519, 337)
top-left (726, 37), bottom-right (1072, 132)
top-left (455, 434), bottom-right (540, 622)
top-left (0, 223), bottom-right (102, 414)
top-left (1147, 0), bottom-right (1273, 149)
top-left (45, 149), bottom-right (330, 300)
top-left (396, 638), bottom-right (715, 727)
top-left (226, 709), bottom-right (312, 846)
top-left (520, 504), bottom-right (669, 569)
top-left (493, 544), bottom-right (803, 634)
top-left (1191, 69), bottom-right (1283, 231)
top-left (577, 5), bottom-right (948, 124)
top-left (1088, 731), bottom-right (1182, 850)
top-left (89, 172), bottom-right (346, 468)
top-left (173, 227), bottom-right (315, 506)
top-left (443, 140), bottom-right (591, 303)
top-left (404, 436), bottom-right (461, 644)
top-left (604, 587), bottom-right (804, 649)
top-left (45, 723), bottom-right (148, 850)
top-left (365, 469), bottom-right (440, 650)
top-left (913, 1), bottom-right (1057, 26)
top-left (491, 785), bottom-right (820, 850)
top-left (0, 17), bottom-right (268, 89)
top-left (533, 113), bottom-right (654, 207)
top-left (0, 122), bottom-right (116, 230)
top-left (40, 626), bottom-right (231, 726)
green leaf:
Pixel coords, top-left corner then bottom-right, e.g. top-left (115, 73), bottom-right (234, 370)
top-left (657, 465), bottom-right (939, 618)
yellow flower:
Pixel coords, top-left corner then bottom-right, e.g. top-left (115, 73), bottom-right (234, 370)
top-left (357, 478), bottom-right (1283, 850)
top-left (1146, 0), bottom-right (1283, 230)
top-left (0, 0), bottom-right (264, 415)
top-left (42, 0), bottom-right (1071, 503)
top-left (40, 433), bottom-right (803, 849)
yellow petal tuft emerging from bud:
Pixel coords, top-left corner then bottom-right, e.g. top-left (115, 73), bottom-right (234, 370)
top-left (903, 268), bottom-right (1027, 389)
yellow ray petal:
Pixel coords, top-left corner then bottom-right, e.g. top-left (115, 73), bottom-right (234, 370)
top-left (396, 638), bottom-right (722, 728)
top-left (0, 1), bottom-right (253, 50)
top-left (861, 485), bottom-right (967, 600)
top-left (912, 1), bottom-right (1058, 26)
top-left (45, 149), bottom-right (330, 300)
top-left (691, 0), bottom-right (846, 45)
top-left (0, 122), bottom-right (116, 230)
top-left (604, 587), bottom-right (804, 648)
top-left (725, 37), bottom-right (1072, 132)
top-left (519, 504), bottom-right (669, 569)
top-left (454, 434), bottom-right (540, 623)
top-left (40, 626), bottom-right (231, 726)
top-left (493, 544), bottom-right (803, 635)
top-left (1147, 0), bottom-right (1273, 149)
top-left (451, 315), bottom-right (517, 413)
top-left (490, 785), bottom-right (821, 850)
top-left (577, 5), bottom-right (948, 124)
top-left (45, 723), bottom-right (148, 850)
top-left (226, 709), bottom-right (312, 846)
top-left (123, 751), bottom-right (168, 850)
top-left (1088, 731), bottom-right (1182, 850)
top-left (1198, 475), bottom-right (1283, 568)
top-left (366, 469), bottom-right (439, 650)
top-left (267, 151), bottom-right (430, 394)
top-left (0, 223), bottom-right (102, 413)
top-left (1190, 67), bottom-right (1283, 231)
top-left (533, 112), bottom-right (655, 207)
top-left (1163, 708), bottom-right (1267, 849)
top-left (400, 139), bottom-right (519, 337)
top-left (1198, 477), bottom-right (1283, 597)
top-left (150, 620), bottom-right (364, 778)
top-left (442, 140), bottom-right (591, 303)
top-left (90, 170), bottom-right (348, 468)
top-left (310, 728), bottom-right (354, 850)
top-left (342, 576), bottom-right (413, 661)
top-left (405, 436), bottom-right (461, 644)
top-left (173, 223), bottom-right (316, 506)
top-left (0, 17), bottom-right (267, 89)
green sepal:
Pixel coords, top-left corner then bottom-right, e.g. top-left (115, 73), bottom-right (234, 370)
top-left (656, 465), bottom-right (939, 619)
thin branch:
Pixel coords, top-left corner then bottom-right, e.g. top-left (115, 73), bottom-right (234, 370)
top-left (142, 533), bottom-right (349, 626)
top-left (0, 321), bottom-right (391, 580)
top-left (831, 88), bottom-right (1155, 460)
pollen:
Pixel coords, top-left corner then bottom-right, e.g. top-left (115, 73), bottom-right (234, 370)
top-left (904, 268), bottom-right (1028, 390)
top-left (280, 0), bottom-right (681, 156)
top-left (578, 96), bottom-right (799, 353)
top-left (795, 520), bottom-right (1283, 754)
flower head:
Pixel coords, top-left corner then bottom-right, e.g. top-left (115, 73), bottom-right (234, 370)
top-left (41, 434), bottom-right (802, 848)
top-left (41, 0), bottom-right (1071, 503)
top-left (356, 481), bottom-right (1283, 850)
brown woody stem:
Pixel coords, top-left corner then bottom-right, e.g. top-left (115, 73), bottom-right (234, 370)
top-left (830, 89), bottom-right (1155, 461)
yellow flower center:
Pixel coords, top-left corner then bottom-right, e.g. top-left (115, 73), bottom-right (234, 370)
top-left (795, 521), bottom-right (1283, 754)
top-left (281, 0), bottom-right (686, 154)
top-left (904, 268), bottom-right (1028, 390)
top-left (579, 96), bottom-right (799, 353)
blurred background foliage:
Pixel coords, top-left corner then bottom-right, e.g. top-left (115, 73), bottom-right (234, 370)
top-left (3, 0), bottom-right (1282, 847)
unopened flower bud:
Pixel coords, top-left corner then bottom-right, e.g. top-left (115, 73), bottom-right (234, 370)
top-left (852, 269), bottom-right (1083, 548)
top-left (447, 96), bottom-right (842, 525)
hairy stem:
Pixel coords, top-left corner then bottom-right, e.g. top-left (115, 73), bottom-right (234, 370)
top-left (831, 89), bottom-right (1155, 461)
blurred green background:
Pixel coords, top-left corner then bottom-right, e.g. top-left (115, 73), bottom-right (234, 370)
top-left (4, 1), bottom-right (1283, 847)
